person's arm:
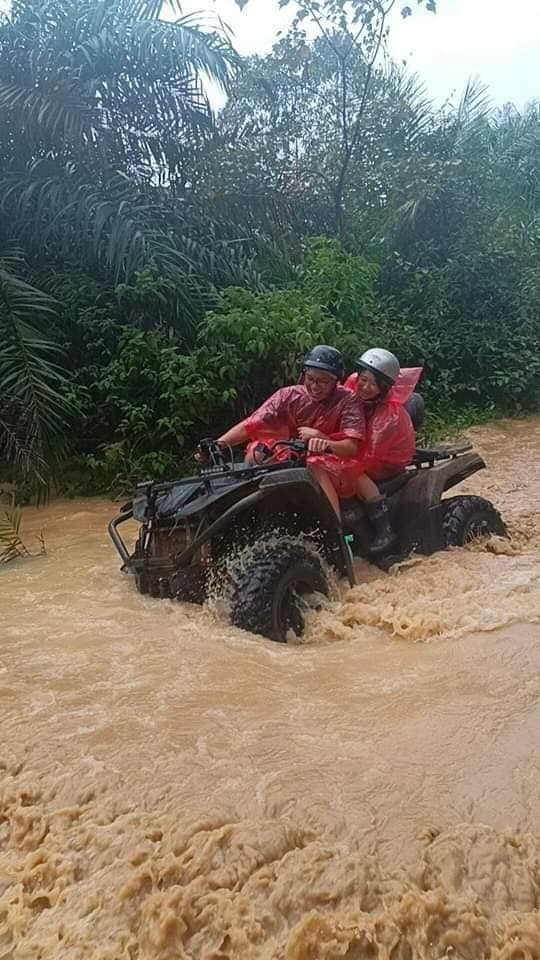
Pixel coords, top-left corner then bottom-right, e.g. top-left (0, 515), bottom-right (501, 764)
top-left (217, 387), bottom-right (293, 450)
top-left (323, 391), bottom-right (365, 458)
top-left (217, 422), bottom-right (249, 447)
top-left (297, 426), bottom-right (326, 441)
top-left (243, 387), bottom-right (292, 441)
top-left (307, 436), bottom-right (358, 457)
top-left (327, 437), bottom-right (358, 457)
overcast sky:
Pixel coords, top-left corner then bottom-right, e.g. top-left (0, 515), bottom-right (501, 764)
top-left (180, 0), bottom-right (540, 109)
top-left (0, 0), bottom-right (537, 108)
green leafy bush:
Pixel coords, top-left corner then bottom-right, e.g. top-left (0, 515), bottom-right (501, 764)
top-left (61, 240), bottom-right (388, 491)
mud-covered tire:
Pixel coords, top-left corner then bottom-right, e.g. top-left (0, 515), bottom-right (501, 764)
top-left (443, 495), bottom-right (506, 547)
top-left (230, 541), bottom-right (329, 643)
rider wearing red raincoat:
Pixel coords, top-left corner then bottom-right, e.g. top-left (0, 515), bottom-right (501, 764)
top-left (215, 346), bottom-right (365, 516)
top-left (243, 383), bottom-right (364, 458)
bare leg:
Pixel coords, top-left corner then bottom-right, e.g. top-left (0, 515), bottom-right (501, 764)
top-left (308, 464), bottom-right (341, 517)
top-left (356, 472), bottom-right (381, 501)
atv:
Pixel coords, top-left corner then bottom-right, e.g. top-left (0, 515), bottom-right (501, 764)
top-left (108, 411), bottom-right (506, 643)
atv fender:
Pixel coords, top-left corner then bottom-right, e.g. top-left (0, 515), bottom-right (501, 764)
top-left (154, 469), bottom-right (353, 584)
top-left (393, 452), bottom-right (486, 555)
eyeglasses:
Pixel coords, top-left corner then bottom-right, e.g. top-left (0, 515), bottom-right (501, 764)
top-left (304, 372), bottom-right (336, 387)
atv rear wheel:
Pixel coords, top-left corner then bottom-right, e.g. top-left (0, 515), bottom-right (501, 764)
top-left (443, 496), bottom-right (506, 547)
top-left (230, 541), bottom-right (329, 643)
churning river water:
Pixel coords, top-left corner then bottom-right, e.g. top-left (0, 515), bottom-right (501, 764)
top-left (1, 418), bottom-right (540, 959)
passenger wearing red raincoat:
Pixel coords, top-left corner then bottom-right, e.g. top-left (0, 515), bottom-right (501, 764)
top-left (343, 366), bottom-right (422, 481)
top-left (305, 366), bottom-right (421, 500)
top-left (337, 349), bottom-right (423, 554)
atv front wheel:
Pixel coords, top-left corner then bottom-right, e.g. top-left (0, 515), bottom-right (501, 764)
top-left (443, 495), bottom-right (506, 546)
top-left (230, 541), bottom-right (329, 643)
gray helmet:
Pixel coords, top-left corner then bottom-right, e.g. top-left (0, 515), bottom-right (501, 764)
top-left (303, 345), bottom-right (344, 380)
top-left (356, 348), bottom-right (400, 386)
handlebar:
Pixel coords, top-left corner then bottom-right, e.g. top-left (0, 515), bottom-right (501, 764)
top-left (197, 438), bottom-right (233, 469)
top-left (271, 439), bottom-right (307, 453)
top-left (196, 437), bottom-right (308, 470)
top-left (249, 438), bottom-right (308, 464)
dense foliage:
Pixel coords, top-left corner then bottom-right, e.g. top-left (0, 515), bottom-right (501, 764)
top-left (0, 0), bottom-right (538, 495)
top-left (57, 239), bottom-right (397, 491)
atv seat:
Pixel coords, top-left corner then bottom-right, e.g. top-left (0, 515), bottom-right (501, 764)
top-left (378, 441), bottom-right (475, 494)
top-left (404, 392), bottom-right (425, 432)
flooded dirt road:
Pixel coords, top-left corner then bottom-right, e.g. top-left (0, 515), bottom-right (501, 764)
top-left (1, 418), bottom-right (540, 958)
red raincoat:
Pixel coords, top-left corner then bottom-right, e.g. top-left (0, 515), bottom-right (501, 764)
top-left (342, 367), bottom-right (423, 485)
top-left (242, 384), bottom-right (365, 476)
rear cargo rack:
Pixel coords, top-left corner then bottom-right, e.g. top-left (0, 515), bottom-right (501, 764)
top-left (413, 442), bottom-right (473, 468)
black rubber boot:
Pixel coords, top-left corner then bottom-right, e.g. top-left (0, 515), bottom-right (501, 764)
top-left (365, 496), bottom-right (398, 555)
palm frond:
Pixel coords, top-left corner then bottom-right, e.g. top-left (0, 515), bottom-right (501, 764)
top-left (0, 263), bottom-right (75, 482)
top-left (457, 76), bottom-right (492, 127)
top-left (1, 165), bottom-right (266, 330)
top-left (0, 413), bottom-right (50, 485)
top-left (1, 0), bottom-right (238, 170)
top-left (0, 81), bottom-right (96, 147)
top-left (0, 500), bottom-right (45, 562)
top-left (0, 503), bottom-right (28, 562)
top-left (116, 0), bottom-right (184, 20)
top-left (384, 65), bottom-right (434, 142)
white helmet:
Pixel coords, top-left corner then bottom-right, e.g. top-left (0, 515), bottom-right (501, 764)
top-left (356, 348), bottom-right (400, 385)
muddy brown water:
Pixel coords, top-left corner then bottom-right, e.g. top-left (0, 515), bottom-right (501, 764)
top-left (1, 418), bottom-right (540, 958)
